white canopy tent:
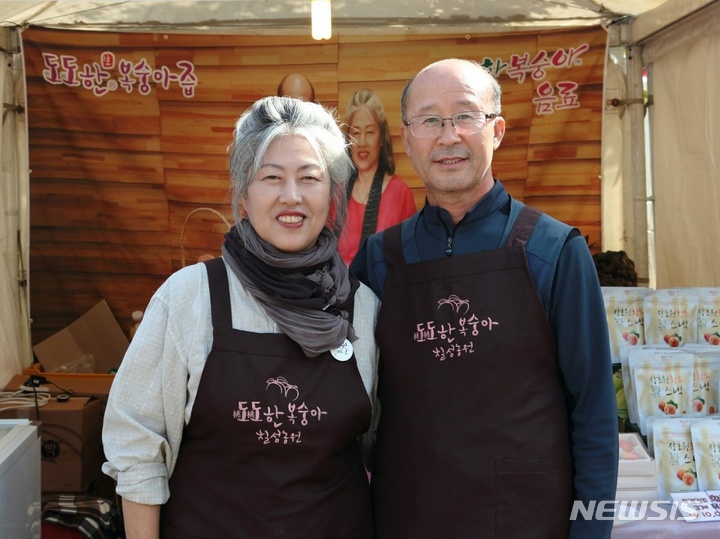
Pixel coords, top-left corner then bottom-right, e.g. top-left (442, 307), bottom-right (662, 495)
top-left (1, 0), bottom-right (718, 387)
top-left (0, 1), bottom-right (693, 33)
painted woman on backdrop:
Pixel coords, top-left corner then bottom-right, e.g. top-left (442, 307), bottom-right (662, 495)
top-left (102, 96), bottom-right (379, 539)
top-left (339, 88), bottom-right (417, 266)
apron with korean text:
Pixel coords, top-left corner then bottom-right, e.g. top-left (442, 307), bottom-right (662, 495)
top-left (160, 258), bottom-right (373, 538)
top-left (372, 206), bottom-right (572, 539)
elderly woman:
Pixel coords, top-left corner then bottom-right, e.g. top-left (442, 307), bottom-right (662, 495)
top-left (102, 96), bottom-right (379, 538)
top-left (339, 88), bottom-right (417, 265)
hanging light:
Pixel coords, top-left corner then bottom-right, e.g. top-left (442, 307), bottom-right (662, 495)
top-left (311, 0), bottom-right (332, 40)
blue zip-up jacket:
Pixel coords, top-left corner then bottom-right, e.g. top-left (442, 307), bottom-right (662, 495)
top-left (351, 179), bottom-right (618, 539)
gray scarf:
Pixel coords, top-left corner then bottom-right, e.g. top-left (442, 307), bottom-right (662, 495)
top-left (221, 220), bottom-right (357, 357)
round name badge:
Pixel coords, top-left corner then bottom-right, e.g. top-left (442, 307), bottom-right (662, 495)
top-left (331, 339), bottom-right (353, 361)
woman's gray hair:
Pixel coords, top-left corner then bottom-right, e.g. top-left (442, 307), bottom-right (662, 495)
top-left (228, 96), bottom-right (353, 234)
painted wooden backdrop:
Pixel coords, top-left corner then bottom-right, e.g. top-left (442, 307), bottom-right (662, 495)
top-left (22, 26), bottom-right (606, 345)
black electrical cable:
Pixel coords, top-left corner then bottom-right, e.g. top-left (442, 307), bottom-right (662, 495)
top-left (31, 385), bottom-right (41, 420)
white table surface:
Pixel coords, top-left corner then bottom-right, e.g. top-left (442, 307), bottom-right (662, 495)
top-left (612, 517), bottom-right (720, 538)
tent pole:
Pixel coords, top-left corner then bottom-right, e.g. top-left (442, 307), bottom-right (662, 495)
top-left (620, 22), bottom-right (650, 286)
top-left (14, 28), bottom-right (32, 367)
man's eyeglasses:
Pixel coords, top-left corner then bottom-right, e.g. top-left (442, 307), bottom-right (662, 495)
top-left (404, 111), bottom-right (498, 138)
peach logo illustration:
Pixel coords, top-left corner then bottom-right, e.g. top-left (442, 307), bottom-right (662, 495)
top-left (692, 396), bottom-right (705, 413)
top-left (676, 468), bottom-right (696, 486)
top-left (266, 376), bottom-right (299, 401)
top-left (437, 294), bottom-right (470, 314)
top-left (704, 332), bottom-right (720, 345)
top-left (663, 333), bottom-right (682, 347)
top-left (659, 400), bottom-right (678, 415)
top-left (622, 330), bottom-right (640, 345)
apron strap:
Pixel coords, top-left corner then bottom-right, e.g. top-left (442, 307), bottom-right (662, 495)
top-left (203, 257), bottom-right (232, 330)
top-left (506, 205), bottom-right (542, 248)
top-left (383, 205), bottom-right (541, 263)
top-left (381, 223), bottom-right (404, 267)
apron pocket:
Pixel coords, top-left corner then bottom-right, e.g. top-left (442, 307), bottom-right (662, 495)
top-left (495, 457), bottom-right (571, 539)
top-left (371, 471), bottom-right (417, 539)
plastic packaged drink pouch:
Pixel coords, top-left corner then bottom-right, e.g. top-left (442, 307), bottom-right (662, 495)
top-left (691, 351), bottom-right (720, 416)
top-left (653, 417), bottom-right (699, 501)
top-left (601, 286), bottom-right (653, 363)
top-left (691, 419), bottom-right (720, 492)
top-left (696, 287), bottom-right (720, 346)
top-left (621, 345), bottom-right (665, 426)
top-left (630, 349), bottom-right (694, 435)
top-left (643, 289), bottom-right (698, 348)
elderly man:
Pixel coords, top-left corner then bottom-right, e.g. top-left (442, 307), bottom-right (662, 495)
top-left (352, 58), bottom-right (618, 539)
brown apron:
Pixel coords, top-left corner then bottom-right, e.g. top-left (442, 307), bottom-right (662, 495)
top-left (372, 206), bottom-right (572, 539)
top-left (160, 258), bottom-right (373, 538)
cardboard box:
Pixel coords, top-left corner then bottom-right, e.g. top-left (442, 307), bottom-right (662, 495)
top-left (0, 394), bottom-right (105, 493)
top-left (32, 300), bottom-right (129, 375)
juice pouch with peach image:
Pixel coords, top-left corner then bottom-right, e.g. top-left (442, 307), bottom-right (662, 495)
top-left (691, 351), bottom-right (720, 416)
top-left (630, 350), bottom-right (694, 435)
top-left (647, 414), bottom-right (719, 457)
top-left (643, 289), bottom-right (698, 348)
top-left (622, 346), bottom-right (667, 426)
top-left (696, 288), bottom-right (720, 346)
top-left (601, 287), bottom-right (653, 363)
top-left (653, 417), bottom-right (699, 500)
top-left (690, 419), bottom-right (720, 492)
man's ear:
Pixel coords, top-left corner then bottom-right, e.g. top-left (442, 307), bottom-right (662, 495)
top-left (493, 116), bottom-right (506, 150)
top-left (400, 123), bottom-right (412, 157)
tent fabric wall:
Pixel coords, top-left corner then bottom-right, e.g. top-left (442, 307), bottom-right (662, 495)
top-left (644, 5), bottom-right (720, 288)
top-left (0, 27), bottom-right (32, 387)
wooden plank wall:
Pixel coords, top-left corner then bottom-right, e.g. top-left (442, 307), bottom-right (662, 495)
top-left (22, 26), bottom-right (606, 345)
